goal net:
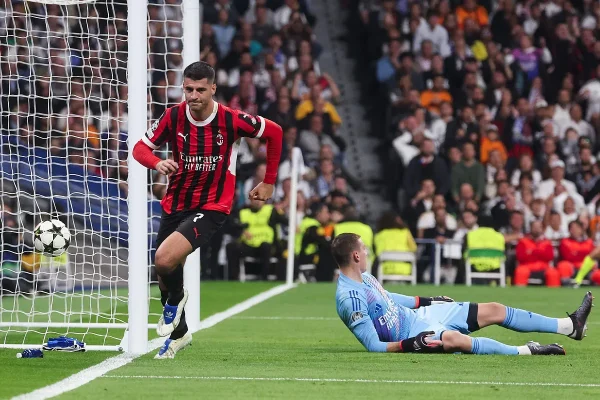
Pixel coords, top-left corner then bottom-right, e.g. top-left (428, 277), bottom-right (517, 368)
top-left (0, 0), bottom-right (186, 351)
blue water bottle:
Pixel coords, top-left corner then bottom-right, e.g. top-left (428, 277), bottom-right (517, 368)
top-left (16, 349), bottom-right (44, 358)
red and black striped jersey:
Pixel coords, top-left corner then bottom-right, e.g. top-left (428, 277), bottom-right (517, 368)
top-left (142, 101), bottom-right (266, 215)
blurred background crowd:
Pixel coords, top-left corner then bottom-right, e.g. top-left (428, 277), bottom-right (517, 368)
top-left (352, 0), bottom-right (600, 286)
top-left (2, 0), bottom-right (600, 290)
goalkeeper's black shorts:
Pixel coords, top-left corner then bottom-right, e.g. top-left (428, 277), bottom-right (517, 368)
top-left (156, 209), bottom-right (228, 251)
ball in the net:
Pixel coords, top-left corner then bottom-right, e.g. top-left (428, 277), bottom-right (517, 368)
top-left (33, 219), bottom-right (71, 257)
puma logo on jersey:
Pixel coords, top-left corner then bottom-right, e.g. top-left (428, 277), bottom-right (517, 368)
top-left (178, 132), bottom-right (188, 142)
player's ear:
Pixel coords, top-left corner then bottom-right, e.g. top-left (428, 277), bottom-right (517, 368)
top-left (211, 83), bottom-right (216, 95)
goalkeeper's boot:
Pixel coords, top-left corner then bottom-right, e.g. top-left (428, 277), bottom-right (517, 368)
top-left (526, 341), bottom-right (565, 355)
top-left (156, 289), bottom-right (189, 337)
top-left (567, 291), bottom-right (594, 340)
top-left (154, 332), bottom-right (192, 359)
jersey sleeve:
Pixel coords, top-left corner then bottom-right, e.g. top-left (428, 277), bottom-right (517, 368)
top-left (142, 108), bottom-right (173, 150)
top-left (386, 292), bottom-right (417, 309)
top-left (337, 291), bottom-right (388, 352)
top-left (234, 109), bottom-right (266, 139)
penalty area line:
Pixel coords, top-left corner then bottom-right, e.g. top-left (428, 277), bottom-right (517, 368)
top-left (100, 375), bottom-right (600, 388)
top-left (11, 284), bottom-right (296, 400)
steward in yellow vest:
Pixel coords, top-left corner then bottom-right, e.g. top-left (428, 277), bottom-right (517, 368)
top-left (295, 203), bottom-right (335, 281)
top-left (374, 212), bottom-right (417, 277)
top-left (226, 198), bottom-right (287, 280)
top-left (333, 206), bottom-right (374, 270)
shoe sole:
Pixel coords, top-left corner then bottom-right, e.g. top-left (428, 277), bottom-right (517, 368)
top-left (156, 289), bottom-right (189, 337)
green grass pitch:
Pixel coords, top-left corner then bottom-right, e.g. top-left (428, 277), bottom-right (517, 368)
top-left (1, 283), bottom-right (600, 399)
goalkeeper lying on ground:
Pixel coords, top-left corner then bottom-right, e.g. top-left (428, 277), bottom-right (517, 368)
top-left (333, 233), bottom-right (593, 355)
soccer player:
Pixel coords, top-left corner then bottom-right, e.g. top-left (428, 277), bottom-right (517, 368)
top-left (133, 62), bottom-right (282, 358)
top-left (334, 233), bottom-right (593, 355)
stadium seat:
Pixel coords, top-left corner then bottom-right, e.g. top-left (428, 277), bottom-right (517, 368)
top-left (376, 251), bottom-right (417, 285)
top-left (298, 263), bottom-right (317, 283)
top-left (464, 249), bottom-right (506, 287)
top-left (239, 257), bottom-right (279, 282)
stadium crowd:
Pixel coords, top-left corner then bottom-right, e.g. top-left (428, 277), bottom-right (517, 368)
top-left (0, 0), bottom-right (361, 287)
top-left (2, 0), bottom-right (600, 289)
top-left (353, 0), bottom-right (600, 285)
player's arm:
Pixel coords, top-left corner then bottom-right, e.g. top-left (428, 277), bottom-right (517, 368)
top-left (235, 112), bottom-right (283, 201)
top-left (132, 109), bottom-right (178, 175)
top-left (338, 296), bottom-right (443, 353)
top-left (386, 292), bottom-right (454, 309)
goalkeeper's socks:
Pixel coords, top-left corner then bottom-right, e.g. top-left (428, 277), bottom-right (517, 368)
top-left (574, 256), bottom-right (596, 285)
top-left (471, 337), bottom-right (518, 355)
top-left (501, 306), bottom-right (559, 333)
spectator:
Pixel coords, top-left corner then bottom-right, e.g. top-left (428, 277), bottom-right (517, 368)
top-left (416, 194), bottom-right (458, 238)
top-left (536, 160), bottom-right (578, 202)
top-left (423, 207), bottom-right (456, 281)
top-left (314, 158), bottom-right (335, 199)
top-left (211, 9), bottom-right (236, 59)
top-left (456, 0), bottom-right (488, 30)
top-left (451, 141), bottom-right (485, 203)
top-left (403, 138), bottom-right (450, 200)
top-left (413, 10), bottom-right (451, 58)
top-left (480, 125), bottom-right (507, 165)
top-left (405, 179), bottom-right (436, 232)
top-left (295, 84), bottom-right (342, 129)
top-left (420, 74), bottom-right (452, 116)
top-left (443, 105), bottom-right (477, 151)
top-left (510, 153), bottom-right (542, 189)
top-left (298, 114), bottom-right (340, 167)
top-left (429, 101), bottom-right (454, 151)
top-left (544, 210), bottom-right (568, 240)
top-left (376, 39), bottom-right (403, 85)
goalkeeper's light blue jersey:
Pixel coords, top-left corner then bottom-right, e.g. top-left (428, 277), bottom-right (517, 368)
top-left (336, 271), bottom-right (419, 352)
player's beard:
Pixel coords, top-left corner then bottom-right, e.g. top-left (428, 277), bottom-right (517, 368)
top-left (187, 99), bottom-right (209, 119)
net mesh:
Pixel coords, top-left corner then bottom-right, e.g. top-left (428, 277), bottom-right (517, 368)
top-left (0, 0), bottom-right (174, 348)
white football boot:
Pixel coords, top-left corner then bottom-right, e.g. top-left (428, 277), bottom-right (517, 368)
top-left (154, 332), bottom-right (192, 359)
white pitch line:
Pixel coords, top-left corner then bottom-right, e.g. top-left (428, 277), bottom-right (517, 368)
top-left (100, 375), bottom-right (600, 388)
top-left (233, 316), bottom-right (338, 321)
top-left (12, 284), bottom-right (296, 400)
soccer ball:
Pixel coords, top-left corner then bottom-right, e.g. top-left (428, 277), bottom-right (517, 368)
top-left (33, 219), bottom-right (71, 257)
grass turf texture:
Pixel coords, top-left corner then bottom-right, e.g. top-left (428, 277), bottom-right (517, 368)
top-left (0, 281), bottom-right (276, 399)
top-left (3, 284), bottom-right (600, 400)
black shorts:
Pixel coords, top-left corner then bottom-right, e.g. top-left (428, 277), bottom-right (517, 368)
top-left (156, 209), bottom-right (228, 251)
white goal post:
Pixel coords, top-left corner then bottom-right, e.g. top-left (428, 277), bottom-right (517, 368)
top-left (0, 0), bottom-right (201, 352)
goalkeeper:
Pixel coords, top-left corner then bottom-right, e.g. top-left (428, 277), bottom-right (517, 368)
top-left (334, 233), bottom-right (592, 355)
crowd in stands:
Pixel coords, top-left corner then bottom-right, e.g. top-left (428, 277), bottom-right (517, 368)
top-left (0, 0), bottom-right (361, 286)
top-left (353, 0), bottom-right (600, 286)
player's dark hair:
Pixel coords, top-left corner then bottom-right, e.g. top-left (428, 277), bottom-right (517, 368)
top-left (331, 233), bottom-right (361, 267)
top-left (183, 61), bottom-right (215, 83)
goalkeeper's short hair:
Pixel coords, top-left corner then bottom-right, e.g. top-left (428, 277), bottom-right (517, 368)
top-left (331, 233), bottom-right (361, 267)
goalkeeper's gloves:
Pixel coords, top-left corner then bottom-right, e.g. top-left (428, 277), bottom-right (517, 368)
top-left (400, 331), bottom-right (444, 353)
top-left (418, 296), bottom-right (454, 307)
